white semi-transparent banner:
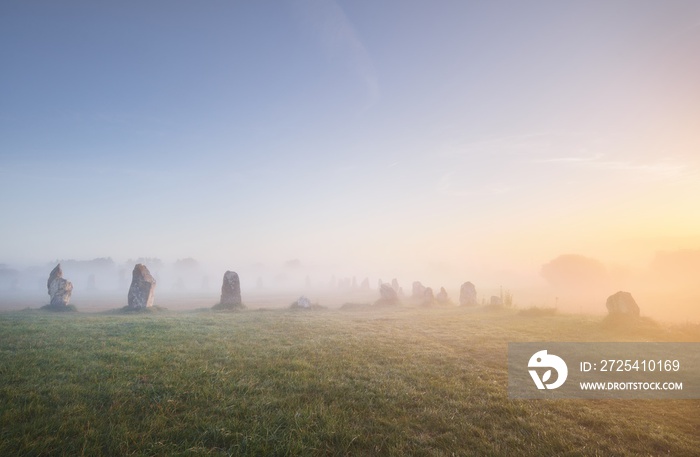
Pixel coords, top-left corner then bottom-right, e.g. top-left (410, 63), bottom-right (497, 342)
top-left (508, 343), bottom-right (700, 399)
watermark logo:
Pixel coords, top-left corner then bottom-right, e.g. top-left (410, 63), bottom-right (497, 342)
top-left (509, 343), bottom-right (699, 399)
top-left (528, 350), bottom-right (568, 389)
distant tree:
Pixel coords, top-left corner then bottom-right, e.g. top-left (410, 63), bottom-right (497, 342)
top-left (128, 258), bottom-right (164, 269)
top-left (50, 258), bottom-right (116, 272)
top-left (89, 257), bottom-right (116, 268)
top-left (284, 258), bottom-right (302, 269)
top-left (541, 254), bottom-right (608, 291)
top-left (0, 264), bottom-right (19, 277)
top-left (503, 290), bottom-right (513, 307)
top-left (173, 257), bottom-right (199, 270)
top-left (0, 264), bottom-right (19, 289)
top-left (650, 249), bottom-right (700, 285)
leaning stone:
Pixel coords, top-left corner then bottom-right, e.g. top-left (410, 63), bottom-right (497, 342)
top-left (375, 283), bottom-right (400, 306)
top-left (127, 264), bottom-right (156, 309)
top-left (412, 281), bottom-right (426, 299)
top-left (360, 277), bottom-right (370, 289)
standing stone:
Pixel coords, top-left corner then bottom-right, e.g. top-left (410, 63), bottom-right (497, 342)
top-left (375, 283), bottom-right (400, 306)
top-left (436, 286), bottom-right (449, 304)
top-left (47, 263), bottom-right (73, 307)
top-left (412, 281), bottom-right (427, 299)
top-left (422, 287), bottom-right (435, 306)
top-left (606, 291), bottom-right (640, 317)
top-left (391, 278), bottom-right (400, 292)
top-left (47, 263), bottom-right (60, 290)
top-left (360, 277), bottom-right (370, 290)
top-left (127, 264), bottom-right (156, 309)
top-left (459, 281), bottom-right (477, 306)
top-left (220, 271), bottom-right (242, 307)
top-left (490, 295), bottom-right (503, 307)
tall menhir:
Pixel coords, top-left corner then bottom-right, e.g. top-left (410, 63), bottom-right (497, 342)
top-left (127, 264), bottom-right (156, 309)
top-left (219, 271), bottom-right (242, 307)
top-left (47, 263), bottom-right (73, 307)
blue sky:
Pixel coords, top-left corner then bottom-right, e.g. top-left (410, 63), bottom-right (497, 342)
top-left (2, 1), bottom-right (699, 286)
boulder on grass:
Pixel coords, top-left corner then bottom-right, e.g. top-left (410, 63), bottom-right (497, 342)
top-left (296, 296), bottom-right (311, 308)
top-left (290, 296), bottom-right (326, 310)
top-left (605, 291), bottom-right (639, 317)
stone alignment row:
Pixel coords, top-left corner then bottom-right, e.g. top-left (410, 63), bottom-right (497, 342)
top-left (41, 264), bottom-right (641, 317)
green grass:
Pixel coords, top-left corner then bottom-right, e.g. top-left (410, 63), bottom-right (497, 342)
top-left (211, 303), bottom-right (246, 312)
top-left (0, 306), bottom-right (698, 456)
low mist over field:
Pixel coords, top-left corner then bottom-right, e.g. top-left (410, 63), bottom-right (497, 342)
top-left (2, 248), bottom-right (699, 321)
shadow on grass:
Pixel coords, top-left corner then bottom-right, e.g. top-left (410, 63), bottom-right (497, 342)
top-left (289, 302), bottom-right (327, 311)
top-left (339, 302), bottom-right (372, 311)
top-left (601, 314), bottom-right (656, 328)
top-left (40, 304), bottom-right (78, 312)
top-left (600, 314), bottom-right (673, 339)
top-left (103, 305), bottom-right (169, 314)
top-left (211, 302), bottom-right (247, 312)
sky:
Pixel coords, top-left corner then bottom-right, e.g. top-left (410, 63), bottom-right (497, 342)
top-left (1, 1), bottom-right (700, 295)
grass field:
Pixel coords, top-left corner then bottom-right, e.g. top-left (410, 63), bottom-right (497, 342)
top-left (0, 305), bottom-right (698, 456)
